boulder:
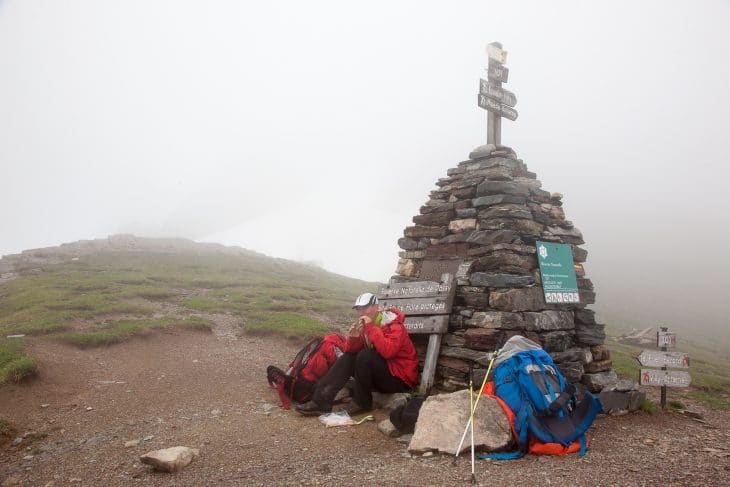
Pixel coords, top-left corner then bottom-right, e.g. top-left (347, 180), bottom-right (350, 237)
top-left (408, 390), bottom-right (512, 454)
top-left (140, 446), bottom-right (200, 473)
top-left (581, 370), bottom-right (618, 393)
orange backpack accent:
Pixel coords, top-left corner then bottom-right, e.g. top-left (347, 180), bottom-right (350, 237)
top-left (482, 381), bottom-right (589, 457)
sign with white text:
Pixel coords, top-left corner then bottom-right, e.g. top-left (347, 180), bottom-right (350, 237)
top-left (640, 369), bottom-right (692, 388)
top-left (637, 350), bottom-right (690, 368)
top-left (536, 241), bottom-right (579, 304)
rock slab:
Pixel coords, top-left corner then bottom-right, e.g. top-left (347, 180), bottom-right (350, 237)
top-left (140, 446), bottom-right (200, 473)
top-left (408, 389), bottom-right (512, 454)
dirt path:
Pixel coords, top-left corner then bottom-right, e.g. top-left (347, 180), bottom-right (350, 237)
top-left (1, 328), bottom-right (729, 486)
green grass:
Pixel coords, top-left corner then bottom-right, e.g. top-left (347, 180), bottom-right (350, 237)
top-left (244, 312), bottom-right (331, 339)
top-left (640, 397), bottom-right (657, 414)
top-left (0, 249), bottom-right (376, 357)
top-left (668, 400), bottom-right (685, 410)
top-left (54, 317), bottom-right (213, 348)
top-left (0, 340), bottom-right (38, 384)
top-left (0, 418), bottom-right (15, 441)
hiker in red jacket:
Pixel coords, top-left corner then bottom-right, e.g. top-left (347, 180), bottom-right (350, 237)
top-left (296, 292), bottom-right (419, 416)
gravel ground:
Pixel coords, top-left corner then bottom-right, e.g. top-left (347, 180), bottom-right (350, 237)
top-left (1, 323), bottom-right (728, 486)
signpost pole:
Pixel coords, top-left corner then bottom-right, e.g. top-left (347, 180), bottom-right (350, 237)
top-left (486, 42), bottom-right (502, 146)
top-left (660, 326), bottom-right (668, 409)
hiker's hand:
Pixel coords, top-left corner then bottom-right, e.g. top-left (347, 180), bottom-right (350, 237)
top-left (348, 324), bottom-right (360, 338)
top-left (358, 316), bottom-right (373, 325)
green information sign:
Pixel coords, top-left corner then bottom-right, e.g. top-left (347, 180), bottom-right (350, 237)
top-left (536, 241), bottom-right (579, 304)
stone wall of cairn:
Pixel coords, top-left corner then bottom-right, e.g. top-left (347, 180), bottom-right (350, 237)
top-left (392, 145), bottom-right (617, 393)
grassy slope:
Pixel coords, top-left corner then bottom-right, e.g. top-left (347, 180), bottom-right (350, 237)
top-left (0, 250), bottom-right (378, 383)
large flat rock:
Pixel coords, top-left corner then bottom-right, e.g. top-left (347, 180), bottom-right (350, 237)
top-left (408, 389), bottom-right (512, 455)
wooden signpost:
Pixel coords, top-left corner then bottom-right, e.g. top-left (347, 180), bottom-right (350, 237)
top-left (637, 327), bottom-right (691, 409)
top-left (378, 274), bottom-right (456, 395)
top-left (478, 41), bottom-right (518, 145)
top-left (637, 350), bottom-right (690, 369)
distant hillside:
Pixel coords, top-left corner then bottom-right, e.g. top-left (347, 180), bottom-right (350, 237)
top-left (0, 236), bottom-right (379, 382)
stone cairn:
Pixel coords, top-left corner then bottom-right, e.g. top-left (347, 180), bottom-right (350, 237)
top-left (392, 144), bottom-right (616, 393)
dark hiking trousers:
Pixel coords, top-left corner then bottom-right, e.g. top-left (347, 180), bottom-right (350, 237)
top-left (313, 348), bottom-right (410, 410)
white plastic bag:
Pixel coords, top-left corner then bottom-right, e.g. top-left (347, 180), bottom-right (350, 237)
top-left (318, 411), bottom-right (354, 427)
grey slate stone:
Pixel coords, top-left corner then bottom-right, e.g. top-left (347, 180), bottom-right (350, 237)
top-left (581, 369), bottom-right (618, 393)
top-left (539, 331), bottom-right (573, 352)
top-left (575, 323), bottom-right (606, 346)
top-left (476, 181), bottom-right (530, 197)
top-left (466, 311), bottom-right (524, 329)
top-left (599, 390), bottom-right (630, 413)
top-left (472, 194), bottom-right (527, 207)
top-left (469, 272), bottom-right (535, 288)
top-left (557, 361), bottom-right (584, 383)
top-left (523, 311), bottom-right (575, 331)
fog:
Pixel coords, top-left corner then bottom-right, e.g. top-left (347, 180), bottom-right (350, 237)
top-left (1, 1), bottom-right (729, 340)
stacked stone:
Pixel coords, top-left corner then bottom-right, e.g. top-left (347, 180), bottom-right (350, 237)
top-left (393, 144), bottom-right (615, 392)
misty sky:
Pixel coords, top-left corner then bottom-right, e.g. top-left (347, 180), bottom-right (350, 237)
top-left (1, 1), bottom-right (729, 336)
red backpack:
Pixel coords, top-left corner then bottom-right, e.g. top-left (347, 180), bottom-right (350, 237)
top-left (266, 333), bottom-right (346, 409)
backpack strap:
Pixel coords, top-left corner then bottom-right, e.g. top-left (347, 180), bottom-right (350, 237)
top-left (542, 383), bottom-right (576, 416)
top-left (480, 449), bottom-right (525, 461)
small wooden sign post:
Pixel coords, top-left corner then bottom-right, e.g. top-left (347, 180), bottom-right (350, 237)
top-left (478, 42), bottom-right (519, 145)
top-left (638, 327), bottom-right (691, 409)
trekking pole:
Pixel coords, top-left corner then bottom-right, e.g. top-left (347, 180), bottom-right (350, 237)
top-left (453, 350), bottom-right (498, 459)
top-left (469, 362), bottom-right (476, 484)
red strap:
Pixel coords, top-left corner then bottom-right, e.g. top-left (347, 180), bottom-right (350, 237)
top-left (276, 381), bottom-right (291, 410)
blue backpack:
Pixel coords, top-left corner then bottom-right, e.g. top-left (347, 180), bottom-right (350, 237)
top-left (485, 347), bottom-right (603, 459)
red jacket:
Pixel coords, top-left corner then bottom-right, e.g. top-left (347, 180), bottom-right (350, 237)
top-left (343, 308), bottom-right (419, 388)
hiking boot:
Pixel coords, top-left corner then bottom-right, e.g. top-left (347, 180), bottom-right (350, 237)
top-left (295, 400), bottom-right (330, 417)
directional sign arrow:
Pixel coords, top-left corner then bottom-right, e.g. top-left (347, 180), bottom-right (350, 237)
top-left (478, 94), bottom-right (518, 121)
top-left (640, 369), bottom-right (691, 388)
top-left (637, 350), bottom-right (690, 368)
top-left (479, 79), bottom-right (517, 107)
